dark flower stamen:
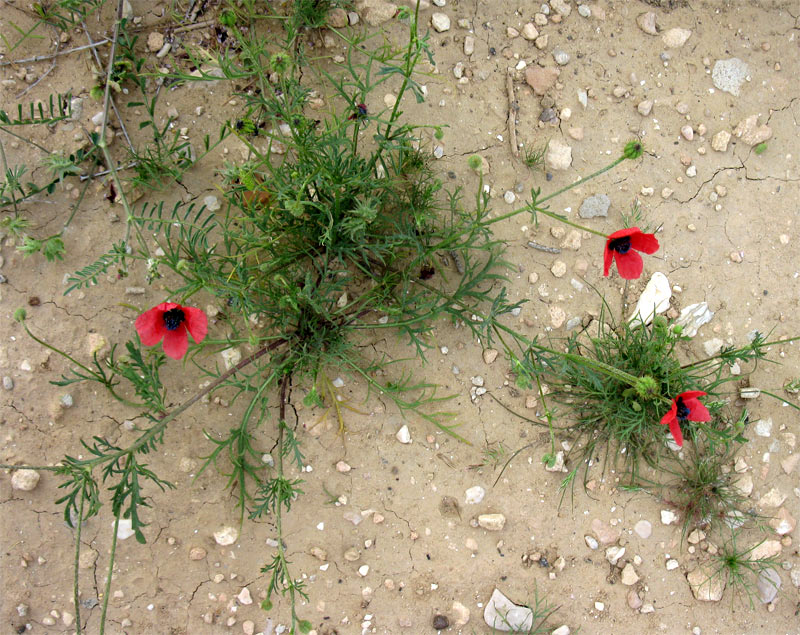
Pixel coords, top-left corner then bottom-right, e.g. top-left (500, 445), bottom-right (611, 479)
top-left (163, 308), bottom-right (186, 331)
top-left (675, 397), bottom-right (690, 422)
top-left (608, 236), bottom-right (632, 254)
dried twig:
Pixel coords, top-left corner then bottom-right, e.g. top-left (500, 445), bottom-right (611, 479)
top-left (506, 70), bottom-right (519, 158)
top-left (0, 39), bottom-right (110, 66)
top-left (527, 241), bottom-right (561, 254)
top-left (81, 21), bottom-right (133, 151)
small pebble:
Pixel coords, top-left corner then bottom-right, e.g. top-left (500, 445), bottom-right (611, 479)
top-left (214, 526), bottom-right (239, 546)
top-left (432, 614), bottom-right (450, 630)
top-left (11, 469), bottom-right (40, 491)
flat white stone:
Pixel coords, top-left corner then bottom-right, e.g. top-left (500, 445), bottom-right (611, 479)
top-left (628, 272), bottom-right (671, 327)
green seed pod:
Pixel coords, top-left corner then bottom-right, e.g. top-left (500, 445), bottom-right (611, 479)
top-left (623, 140), bottom-right (644, 160)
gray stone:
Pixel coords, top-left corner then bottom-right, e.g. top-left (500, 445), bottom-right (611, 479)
top-left (579, 194), bottom-right (610, 219)
top-left (757, 568), bottom-right (781, 604)
top-left (712, 58), bottom-right (749, 97)
top-left (553, 49), bottom-right (570, 66)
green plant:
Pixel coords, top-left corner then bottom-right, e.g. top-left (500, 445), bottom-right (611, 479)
top-left (11, 5), bottom-right (528, 632)
top-left (711, 531), bottom-right (782, 608)
top-left (642, 435), bottom-right (757, 540)
top-left (523, 142), bottom-right (547, 171)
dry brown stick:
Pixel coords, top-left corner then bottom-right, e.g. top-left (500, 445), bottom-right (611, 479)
top-left (506, 70), bottom-right (519, 158)
top-left (0, 39), bottom-right (110, 66)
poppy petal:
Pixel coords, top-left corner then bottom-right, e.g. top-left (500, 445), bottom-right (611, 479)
top-left (686, 399), bottom-right (711, 422)
top-left (603, 243), bottom-right (614, 276)
top-left (629, 231), bottom-right (659, 254)
top-left (162, 328), bottom-right (189, 360)
top-left (680, 390), bottom-right (707, 400)
top-left (614, 251), bottom-right (644, 279)
top-left (135, 306), bottom-right (166, 346)
top-left (607, 227), bottom-right (641, 241)
top-left (183, 306), bottom-right (208, 344)
top-left (660, 403), bottom-right (677, 426)
top-left (667, 418), bottom-right (684, 447)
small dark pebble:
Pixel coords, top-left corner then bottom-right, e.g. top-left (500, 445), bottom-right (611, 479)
top-left (432, 614), bottom-right (450, 630)
top-left (538, 555), bottom-right (549, 567)
top-left (539, 108), bottom-right (557, 122)
top-left (489, 47), bottom-right (496, 56)
top-left (28, 296), bottom-right (41, 306)
top-left (546, 173), bottom-right (553, 181)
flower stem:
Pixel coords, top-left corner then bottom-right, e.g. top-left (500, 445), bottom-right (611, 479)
top-left (73, 490), bottom-right (85, 635)
top-left (99, 514), bottom-right (120, 635)
top-left (481, 154), bottom-right (627, 230)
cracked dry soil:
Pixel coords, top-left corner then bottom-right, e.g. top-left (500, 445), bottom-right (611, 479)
top-left (2, 1), bottom-right (800, 634)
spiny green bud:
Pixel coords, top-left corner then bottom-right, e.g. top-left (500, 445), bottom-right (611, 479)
top-left (13, 308), bottom-right (27, 322)
top-left (467, 155), bottom-right (483, 171)
top-left (623, 140), bottom-right (644, 160)
top-left (652, 315), bottom-right (668, 330)
top-left (671, 324), bottom-right (684, 335)
top-left (634, 375), bottom-right (659, 400)
top-left (270, 52), bottom-right (291, 75)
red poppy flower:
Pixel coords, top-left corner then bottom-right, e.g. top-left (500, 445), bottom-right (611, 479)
top-left (659, 390), bottom-right (710, 447)
top-left (135, 302), bottom-right (208, 360)
top-left (603, 227), bottom-right (659, 280)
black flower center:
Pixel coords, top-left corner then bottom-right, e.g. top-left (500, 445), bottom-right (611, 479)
top-left (675, 397), bottom-right (690, 422)
top-left (163, 308), bottom-right (186, 331)
top-left (608, 236), bottom-right (632, 254)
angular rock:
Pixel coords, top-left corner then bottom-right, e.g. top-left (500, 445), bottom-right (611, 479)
top-left (711, 130), bottom-right (731, 152)
top-left (579, 194), bottom-right (610, 219)
top-left (478, 513), bottom-right (506, 531)
top-left (712, 58), bottom-right (749, 96)
top-left (750, 539), bottom-right (782, 560)
top-left (733, 115), bottom-right (772, 146)
top-left (621, 563), bottom-right (640, 586)
top-left (769, 508), bottom-right (796, 535)
top-left (452, 601), bottom-right (470, 626)
top-left (757, 568), bottom-right (781, 604)
top-left (636, 12), bottom-right (658, 35)
top-left (687, 563), bottom-right (725, 601)
top-left (214, 526), bottom-right (239, 546)
top-left (674, 302), bottom-right (713, 337)
top-left (606, 545), bottom-right (626, 565)
top-left (660, 509), bottom-right (678, 525)
top-left (591, 518), bottom-right (621, 545)
top-left (550, 0), bottom-right (571, 16)
top-left (629, 273), bottom-right (671, 328)
top-left (395, 424), bottom-right (412, 444)
top-left (758, 488), bottom-right (786, 508)
top-left (662, 28), bottom-right (691, 48)
top-left (356, 0), bottom-right (398, 26)
top-left (545, 138), bottom-right (572, 171)
top-left (483, 588), bottom-right (534, 632)
top-left (431, 12), bottom-right (451, 32)
top-left (524, 66), bottom-right (560, 95)
top-left (627, 589), bottom-right (643, 609)
top-left (521, 23), bottom-right (539, 41)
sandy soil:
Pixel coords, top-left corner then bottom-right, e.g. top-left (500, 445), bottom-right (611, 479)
top-left (2, 0), bottom-right (800, 633)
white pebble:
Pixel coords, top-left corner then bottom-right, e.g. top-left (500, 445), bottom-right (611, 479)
top-left (395, 425), bottom-right (412, 444)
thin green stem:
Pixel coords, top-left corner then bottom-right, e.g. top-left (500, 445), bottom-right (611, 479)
top-left (99, 514), bottom-right (120, 634)
top-left (73, 488), bottom-right (85, 635)
top-left (20, 320), bottom-right (139, 407)
top-left (482, 155), bottom-right (628, 230)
